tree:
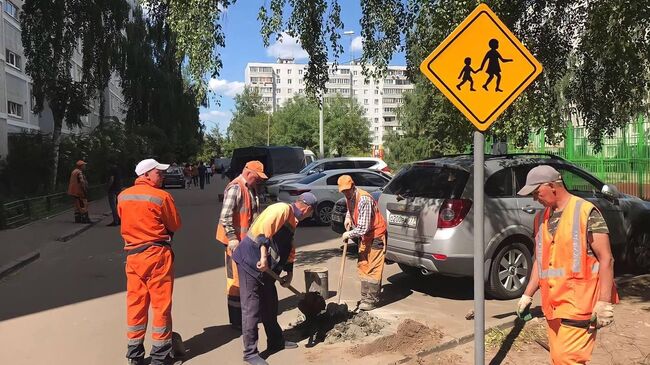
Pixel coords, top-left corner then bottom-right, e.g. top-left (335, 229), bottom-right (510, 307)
top-left (226, 87), bottom-right (269, 149)
top-left (198, 126), bottom-right (225, 162)
top-left (270, 96), bottom-right (319, 149)
top-left (324, 95), bottom-right (370, 156)
top-left (21, 0), bottom-right (129, 190)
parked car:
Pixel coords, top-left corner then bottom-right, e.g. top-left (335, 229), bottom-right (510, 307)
top-left (225, 146), bottom-right (306, 180)
top-left (263, 157), bottom-right (390, 200)
top-left (277, 169), bottom-right (392, 225)
top-left (380, 153), bottom-right (650, 300)
top-left (162, 166), bottom-right (185, 188)
top-left (304, 150), bottom-right (316, 165)
top-left (331, 190), bottom-right (383, 234)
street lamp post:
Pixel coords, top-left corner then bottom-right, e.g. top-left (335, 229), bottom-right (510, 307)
top-left (267, 69), bottom-right (276, 146)
top-left (344, 31), bottom-right (355, 125)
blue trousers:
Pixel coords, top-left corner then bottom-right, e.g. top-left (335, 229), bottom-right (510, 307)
top-left (238, 266), bottom-right (284, 361)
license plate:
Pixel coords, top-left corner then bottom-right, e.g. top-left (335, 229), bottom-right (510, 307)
top-left (388, 213), bottom-right (417, 227)
top-left (331, 214), bottom-right (344, 223)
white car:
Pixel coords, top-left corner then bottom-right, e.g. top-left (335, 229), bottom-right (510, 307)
top-left (264, 157), bottom-right (390, 199)
top-left (277, 169), bottom-right (392, 225)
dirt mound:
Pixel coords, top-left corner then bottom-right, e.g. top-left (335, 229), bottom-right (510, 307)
top-left (617, 274), bottom-right (650, 299)
top-left (325, 311), bottom-right (387, 343)
top-left (350, 319), bottom-right (443, 358)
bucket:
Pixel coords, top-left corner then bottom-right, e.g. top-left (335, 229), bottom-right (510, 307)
top-left (304, 267), bottom-right (329, 299)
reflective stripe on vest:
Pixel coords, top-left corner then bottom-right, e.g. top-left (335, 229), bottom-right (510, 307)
top-left (216, 176), bottom-right (254, 242)
top-left (119, 194), bottom-right (163, 206)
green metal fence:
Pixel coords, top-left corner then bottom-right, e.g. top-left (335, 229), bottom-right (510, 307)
top-left (501, 116), bottom-right (649, 200)
top-left (0, 185), bottom-right (107, 229)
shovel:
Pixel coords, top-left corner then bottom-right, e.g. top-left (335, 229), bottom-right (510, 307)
top-left (265, 269), bottom-right (325, 318)
top-left (336, 238), bottom-right (349, 304)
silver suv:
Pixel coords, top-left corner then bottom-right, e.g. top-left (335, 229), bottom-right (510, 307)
top-left (380, 154), bottom-right (650, 299)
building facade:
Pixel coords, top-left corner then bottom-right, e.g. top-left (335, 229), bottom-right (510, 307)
top-left (0, 0), bottom-right (130, 159)
top-left (244, 58), bottom-right (414, 147)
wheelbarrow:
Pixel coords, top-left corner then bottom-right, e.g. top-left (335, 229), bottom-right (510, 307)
top-left (265, 269), bottom-right (325, 318)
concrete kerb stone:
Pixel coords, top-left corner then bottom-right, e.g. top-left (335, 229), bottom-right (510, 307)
top-left (56, 213), bottom-right (108, 242)
top-left (0, 251), bottom-right (40, 279)
top-left (391, 319), bottom-right (517, 364)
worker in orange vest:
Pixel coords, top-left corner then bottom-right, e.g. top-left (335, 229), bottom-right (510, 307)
top-left (118, 159), bottom-right (182, 365)
top-left (216, 160), bottom-right (267, 330)
top-left (517, 165), bottom-right (618, 365)
top-left (338, 175), bottom-right (388, 311)
top-left (67, 160), bottom-right (90, 223)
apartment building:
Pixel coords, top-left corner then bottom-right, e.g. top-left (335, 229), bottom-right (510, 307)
top-left (0, 0), bottom-right (130, 158)
top-left (244, 58), bottom-right (414, 147)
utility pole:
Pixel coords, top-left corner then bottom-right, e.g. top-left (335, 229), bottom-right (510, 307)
top-left (319, 94), bottom-right (324, 158)
top-left (268, 69), bottom-right (276, 146)
top-left (344, 31), bottom-right (355, 132)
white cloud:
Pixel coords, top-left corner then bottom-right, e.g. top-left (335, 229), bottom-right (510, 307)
top-left (266, 33), bottom-right (309, 60)
top-left (199, 110), bottom-right (232, 126)
top-left (351, 36), bottom-right (364, 53)
top-left (208, 79), bottom-right (245, 97)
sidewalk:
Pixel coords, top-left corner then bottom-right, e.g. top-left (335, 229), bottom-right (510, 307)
top-left (0, 199), bottom-right (111, 278)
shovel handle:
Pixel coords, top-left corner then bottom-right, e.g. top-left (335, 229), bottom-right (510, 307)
top-left (265, 269), bottom-right (302, 296)
top-left (336, 238), bottom-right (349, 304)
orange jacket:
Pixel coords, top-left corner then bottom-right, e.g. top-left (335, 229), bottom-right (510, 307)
top-left (67, 168), bottom-right (88, 197)
top-left (534, 196), bottom-right (619, 321)
top-left (118, 176), bottom-right (182, 250)
top-left (347, 188), bottom-right (387, 243)
top-left (216, 176), bottom-right (254, 244)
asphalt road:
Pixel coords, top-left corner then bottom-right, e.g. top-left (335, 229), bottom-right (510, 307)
top-left (0, 176), bottom-right (519, 365)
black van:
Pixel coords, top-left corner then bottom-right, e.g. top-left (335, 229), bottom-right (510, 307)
top-left (225, 146), bottom-right (306, 180)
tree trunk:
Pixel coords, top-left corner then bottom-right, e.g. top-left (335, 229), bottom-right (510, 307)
top-left (50, 116), bottom-right (64, 192)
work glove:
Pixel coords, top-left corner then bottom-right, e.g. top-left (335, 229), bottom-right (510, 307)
top-left (344, 216), bottom-right (352, 231)
top-left (516, 295), bottom-right (533, 320)
top-left (280, 272), bottom-right (293, 288)
top-left (592, 301), bottom-right (614, 328)
top-left (342, 231), bottom-right (351, 242)
top-left (228, 239), bottom-right (239, 252)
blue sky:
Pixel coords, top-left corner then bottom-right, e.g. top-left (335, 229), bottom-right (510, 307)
top-left (198, 1), bottom-right (406, 133)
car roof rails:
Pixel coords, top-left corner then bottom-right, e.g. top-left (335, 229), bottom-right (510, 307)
top-left (487, 153), bottom-right (565, 160)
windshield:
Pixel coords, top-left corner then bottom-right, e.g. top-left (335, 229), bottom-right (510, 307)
top-left (299, 161), bottom-right (320, 174)
top-left (165, 167), bottom-right (183, 175)
top-left (296, 172), bottom-right (325, 185)
top-left (383, 164), bottom-right (469, 199)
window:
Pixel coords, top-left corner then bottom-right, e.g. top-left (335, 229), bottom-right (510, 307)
top-left (4, 1), bottom-right (18, 18)
top-left (357, 161), bottom-right (378, 168)
top-left (374, 127), bottom-right (379, 132)
top-left (364, 89), bottom-right (368, 94)
top-left (384, 165), bottom-right (469, 199)
top-left (287, 69), bottom-right (292, 75)
top-left (276, 77), bottom-right (281, 84)
top-left (485, 169), bottom-right (514, 197)
top-left (358, 172), bottom-right (389, 187)
top-left (374, 108), bottom-right (379, 113)
top-left (374, 89), bottom-right (379, 94)
top-left (299, 69), bottom-right (303, 75)
top-left (374, 99), bottom-right (379, 105)
top-left (364, 99), bottom-right (368, 105)
top-left (555, 166), bottom-right (602, 194)
top-left (6, 50), bottom-right (20, 70)
top-left (276, 88), bottom-right (281, 93)
top-left (8, 101), bottom-right (23, 118)
top-left (353, 70), bottom-right (358, 76)
top-left (298, 173), bottom-right (326, 185)
top-left (288, 88), bottom-right (293, 93)
top-left (287, 79), bottom-right (292, 84)
top-left (323, 160), bottom-right (357, 171)
top-left (374, 118), bottom-right (378, 123)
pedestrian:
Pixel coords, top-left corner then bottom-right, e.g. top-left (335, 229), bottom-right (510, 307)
top-left (118, 159), bottom-right (182, 365)
top-left (456, 57), bottom-right (479, 91)
top-left (232, 192), bottom-right (317, 365)
top-left (216, 160), bottom-right (267, 330)
top-left (198, 161), bottom-right (207, 190)
top-left (338, 175), bottom-right (387, 311)
top-left (480, 38), bottom-right (513, 92)
top-left (67, 160), bottom-right (90, 223)
top-left (516, 165), bottom-right (618, 364)
top-left (107, 161), bottom-right (122, 226)
top-left (191, 163), bottom-right (199, 187)
top-left (205, 163), bottom-right (212, 185)
top-left (183, 163), bottom-right (192, 189)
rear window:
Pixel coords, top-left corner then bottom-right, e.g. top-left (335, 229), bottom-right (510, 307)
top-left (296, 173), bottom-right (325, 185)
top-left (383, 164), bottom-right (468, 199)
top-left (356, 160), bottom-right (377, 168)
top-left (166, 167), bottom-right (182, 175)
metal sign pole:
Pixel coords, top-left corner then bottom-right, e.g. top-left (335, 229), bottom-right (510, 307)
top-left (473, 130), bottom-right (485, 364)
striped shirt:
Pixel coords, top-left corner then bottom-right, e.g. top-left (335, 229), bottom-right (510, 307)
top-left (219, 182), bottom-right (260, 241)
top-left (345, 195), bottom-right (373, 239)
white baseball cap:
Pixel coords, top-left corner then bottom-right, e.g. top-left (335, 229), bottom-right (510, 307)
top-left (135, 158), bottom-right (170, 176)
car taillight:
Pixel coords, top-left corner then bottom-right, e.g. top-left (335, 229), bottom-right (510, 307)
top-left (288, 189), bottom-right (311, 196)
top-left (437, 199), bottom-right (472, 229)
top-left (381, 166), bottom-right (392, 173)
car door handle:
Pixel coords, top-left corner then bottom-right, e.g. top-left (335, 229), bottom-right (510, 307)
top-left (521, 206), bottom-right (538, 214)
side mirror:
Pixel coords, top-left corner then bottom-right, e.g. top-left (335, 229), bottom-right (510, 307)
top-left (601, 184), bottom-right (620, 199)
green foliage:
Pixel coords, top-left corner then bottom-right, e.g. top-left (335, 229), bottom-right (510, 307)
top-left (1, 133), bottom-right (54, 197)
top-left (197, 126), bottom-right (225, 162)
top-left (226, 87), bottom-right (269, 149)
top-left (270, 96), bottom-right (319, 150)
top-left (323, 95), bottom-right (371, 157)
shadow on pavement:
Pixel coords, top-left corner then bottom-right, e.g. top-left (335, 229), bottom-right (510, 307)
top-left (488, 318), bottom-right (527, 365)
top-left (294, 247), bottom-right (356, 267)
top-left (278, 290), bottom-right (337, 314)
top-left (386, 271), bottom-right (474, 301)
top-left (179, 325), bottom-right (240, 362)
top-left (377, 283), bottom-right (413, 309)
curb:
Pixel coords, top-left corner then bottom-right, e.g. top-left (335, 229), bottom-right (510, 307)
top-left (0, 251), bottom-right (40, 279)
top-left (392, 320), bottom-right (517, 364)
top-left (56, 214), bottom-right (107, 242)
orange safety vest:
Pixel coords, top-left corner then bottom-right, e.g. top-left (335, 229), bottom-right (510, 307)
top-left (216, 176), bottom-right (255, 244)
top-left (534, 196), bottom-right (619, 321)
top-left (67, 168), bottom-right (87, 197)
top-left (347, 188), bottom-right (387, 244)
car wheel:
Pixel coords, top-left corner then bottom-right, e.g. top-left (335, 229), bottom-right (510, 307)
top-left (398, 263), bottom-right (424, 278)
top-left (624, 229), bottom-right (650, 274)
top-left (315, 201), bottom-right (334, 225)
top-left (487, 241), bottom-right (532, 300)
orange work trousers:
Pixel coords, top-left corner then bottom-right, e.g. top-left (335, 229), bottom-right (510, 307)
top-left (547, 318), bottom-right (597, 365)
top-left (73, 197), bottom-right (88, 214)
top-left (357, 236), bottom-right (386, 284)
top-left (125, 246), bottom-right (174, 362)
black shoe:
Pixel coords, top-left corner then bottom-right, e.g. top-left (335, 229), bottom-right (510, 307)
top-left (127, 358), bottom-right (144, 365)
top-left (107, 222), bottom-right (119, 227)
top-left (268, 341), bottom-right (298, 351)
top-left (244, 355), bottom-right (269, 365)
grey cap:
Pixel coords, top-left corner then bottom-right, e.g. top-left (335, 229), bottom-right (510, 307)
top-left (297, 192), bottom-right (318, 210)
top-left (517, 165), bottom-right (562, 196)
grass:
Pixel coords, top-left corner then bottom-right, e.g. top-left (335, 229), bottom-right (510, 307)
top-left (485, 319), bottom-right (547, 351)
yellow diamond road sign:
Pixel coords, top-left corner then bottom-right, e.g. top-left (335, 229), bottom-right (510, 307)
top-left (420, 3), bottom-right (543, 131)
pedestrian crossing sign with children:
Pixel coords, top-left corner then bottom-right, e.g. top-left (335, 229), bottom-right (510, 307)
top-left (420, 3), bottom-right (542, 131)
